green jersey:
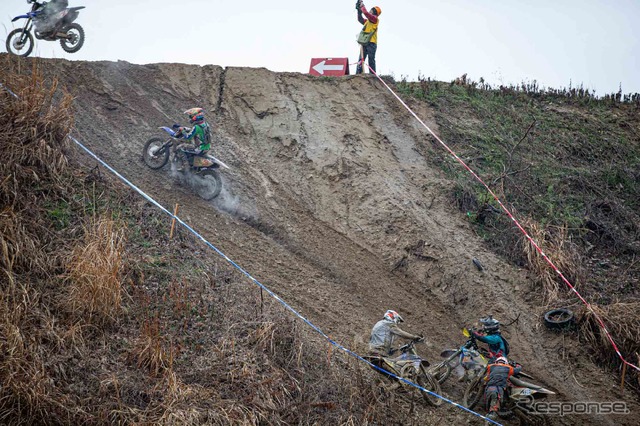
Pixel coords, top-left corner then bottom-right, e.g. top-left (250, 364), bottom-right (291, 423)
top-left (183, 122), bottom-right (211, 151)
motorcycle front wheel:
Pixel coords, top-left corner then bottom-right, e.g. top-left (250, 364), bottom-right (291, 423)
top-left (463, 373), bottom-right (484, 409)
top-left (60, 23), bottom-right (85, 53)
top-left (430, 361), bottom-right (453, 384)
top-left (142, 138), bottom-right (171, 169)
top-left (195, 169), bottom-right (222, 200)
top-left (6, 29), bottom-right (34, 57)
top-left (417, 371), bottom-right (443, 406)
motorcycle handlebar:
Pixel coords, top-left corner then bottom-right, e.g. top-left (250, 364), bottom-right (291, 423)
top-left (399, 340), bottom-right (419, 353)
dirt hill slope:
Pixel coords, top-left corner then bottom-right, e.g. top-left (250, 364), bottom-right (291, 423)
top-left (24, 57), bottom-right (638, 425)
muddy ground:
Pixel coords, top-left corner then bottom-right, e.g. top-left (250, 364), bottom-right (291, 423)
top-left (23, 57), bottom-right (639, 425)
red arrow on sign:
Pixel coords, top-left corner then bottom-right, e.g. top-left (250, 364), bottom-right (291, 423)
top-left (309, 58), bottom-right (350, 77)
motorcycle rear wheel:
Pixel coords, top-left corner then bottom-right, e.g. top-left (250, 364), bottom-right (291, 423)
top-left (463, 373), bottom-right (484, 409)
top-left (60, 23), bottom-right (84, 53)
top-left (195, 169), bottom-right (222, 200)
top-left (143, 137), bottom-right (171, 169)
top-left (6, 29), bottom-right (34, 57)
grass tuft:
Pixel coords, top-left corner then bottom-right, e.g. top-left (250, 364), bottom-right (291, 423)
top-left (66, 217), bottom-right (126, 324)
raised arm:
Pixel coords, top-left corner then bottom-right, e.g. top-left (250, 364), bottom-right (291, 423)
top-left (356, 1), bottom-right (366, 24)
top-left (359, 5), bottom-right (378, 24)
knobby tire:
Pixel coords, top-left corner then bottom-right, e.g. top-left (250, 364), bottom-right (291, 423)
top-left (60, 23), bottom-right (85, 53)
top-left (142, 137), bottom-right (171, 169)
top-left (463, 373), bottom-right (484, 409)
top-left (6, 29), bottom-right (34, 57)
top-left (196, 169), bottom-right (222, 200)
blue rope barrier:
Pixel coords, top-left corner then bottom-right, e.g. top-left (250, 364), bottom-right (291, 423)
top-left (1, 81), bottom-right (502, 425)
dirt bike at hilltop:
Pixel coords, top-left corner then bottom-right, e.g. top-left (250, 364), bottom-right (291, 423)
top-left (6, 0), bottom-right (85, 57)
top-left (363, 340), bottom-right (443, 407)
top-left (142, 125), bottom-right (229, 200)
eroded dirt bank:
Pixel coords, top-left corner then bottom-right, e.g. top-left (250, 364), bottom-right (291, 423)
top-left (33, 57), bottom-right (639, 425)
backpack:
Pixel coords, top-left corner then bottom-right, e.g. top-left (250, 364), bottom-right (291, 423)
top-left (501, 335), bottom-right (510, 356)
top-left (202, 123), bottom-right (212, 145)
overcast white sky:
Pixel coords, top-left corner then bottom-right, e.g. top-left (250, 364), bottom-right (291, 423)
top-left (1, 0), bottom-right (639, 95)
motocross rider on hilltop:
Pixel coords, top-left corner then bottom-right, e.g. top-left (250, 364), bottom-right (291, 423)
top-left (33, 0), bottom-right (69, 33)
top-left (483, 356), bottom-right (522, 420)
top-left (472, 315), bottom-right (509, 361)
top-left (174, 107), bottom-right (212, 171)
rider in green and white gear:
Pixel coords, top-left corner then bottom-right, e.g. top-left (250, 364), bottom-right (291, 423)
top-left (174, 107), bottom-right (212, 171)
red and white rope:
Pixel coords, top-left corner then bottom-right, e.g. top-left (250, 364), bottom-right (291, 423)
top-left (358, 60), bottom-right (640, 373)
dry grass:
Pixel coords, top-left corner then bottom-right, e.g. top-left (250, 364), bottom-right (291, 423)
top-left (0, 57), bottom-right (447, 425)
top-left (0, 58), bottom-right (76, 424)
top-left (519, 218), bottom-right (584, 305)
top-left (129, 315), bottom-right (175, 377)
top-left (579, 303), bottom-right (640, 391)
top-left (66, 217), bottom-right (126, 324)
top-left (0, 59), bottom-right (72, 277)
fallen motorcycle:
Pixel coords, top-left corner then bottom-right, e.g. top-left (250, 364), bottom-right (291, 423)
top-left (142, 125), bottom-right (229, 200)
top-left (463, 361), bottom-right (555, 425)
top-left (364, 340), bottom-right (443, 407)
top-left (428, 328), bottom-right (489, 384)
top-left (6, 0), bottom-right (86, 57)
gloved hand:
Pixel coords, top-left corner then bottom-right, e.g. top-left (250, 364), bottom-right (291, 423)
top-left (355, 0), bottom-right (362, 10)
top-left (414, 334), bottom-right (425, 343)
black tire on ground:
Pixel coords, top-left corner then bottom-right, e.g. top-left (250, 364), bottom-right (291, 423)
top-left (196, 169), bottom-right (222, 200)
top-left (6, 29), bottom-right (34, 57)
top-left (543, 308), bottom-right (575, 330)
top-left (142, 138), bottom-right (171, 169)
top-left (463, 373), bottom-right (484, 409)
top-left (60, 23), bottom-right (85, 53)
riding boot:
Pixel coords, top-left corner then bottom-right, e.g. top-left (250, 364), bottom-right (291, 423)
top-left (173, 154), bottom-right (184, 171)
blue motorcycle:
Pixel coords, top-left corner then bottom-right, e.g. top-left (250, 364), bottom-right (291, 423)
top-left (6, 0), bottom-right (85, 57)
top-left (142, 125), bottom-right (230, 200)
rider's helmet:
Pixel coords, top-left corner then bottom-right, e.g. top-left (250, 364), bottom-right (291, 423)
top-left (184, 107), bottom-right (205, 125)
top-left (384, 310), bottom-right (404, 324)
top-left (480, 315), bottom-right (500, 334)
top-left (372, 6), bottom-right (382, 15)
top-left (495, 356), bottom-right (508, 364)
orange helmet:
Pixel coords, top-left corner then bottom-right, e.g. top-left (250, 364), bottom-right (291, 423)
top-left (373, 6), bottom-right (381, 16)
